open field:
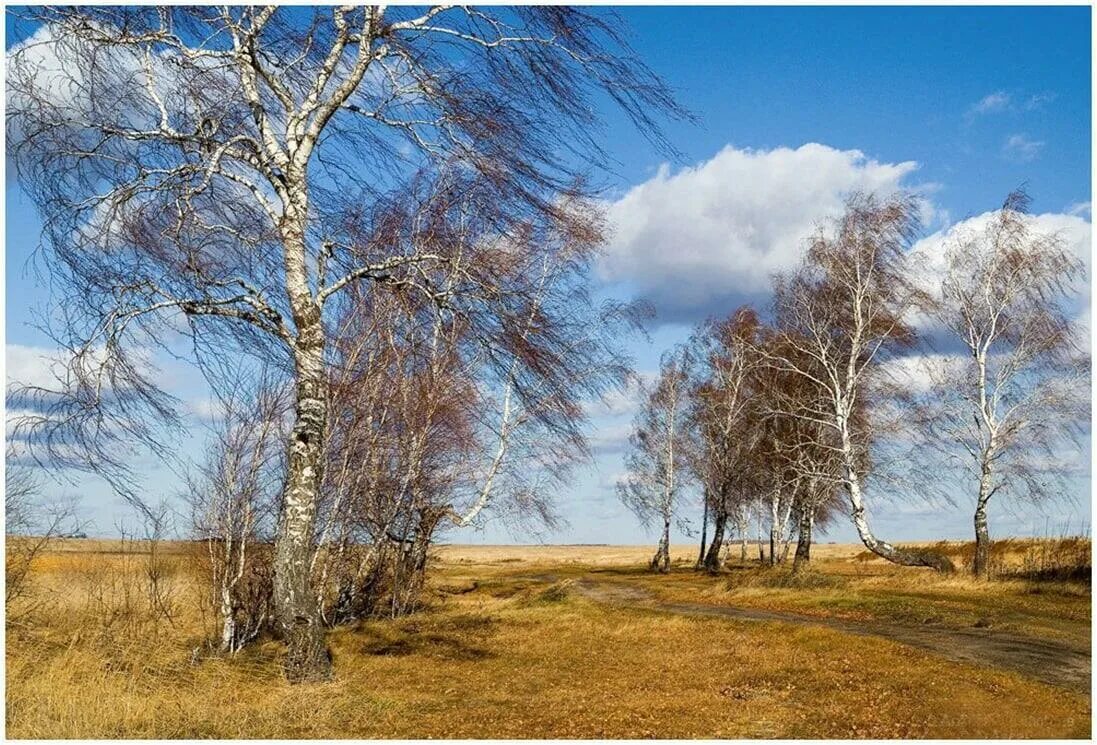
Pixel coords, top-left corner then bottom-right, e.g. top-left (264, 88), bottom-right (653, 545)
top-left (6, 539), bottom-right (1092, 738)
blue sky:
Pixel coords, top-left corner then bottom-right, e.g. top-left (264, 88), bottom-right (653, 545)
top-left (5, 6), bottom-right (1092, 546)
top-left (600, 6), bottom-right (1090, 205)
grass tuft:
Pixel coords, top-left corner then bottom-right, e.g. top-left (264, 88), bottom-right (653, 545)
top-left (531, 579), bottom-right (576, 603)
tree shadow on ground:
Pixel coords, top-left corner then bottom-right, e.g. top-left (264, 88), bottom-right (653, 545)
top-left (360, 614), bottom-right (498, 661)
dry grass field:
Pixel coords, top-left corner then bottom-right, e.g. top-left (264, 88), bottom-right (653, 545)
top-left (6, 538), bottom-right (1092, 738)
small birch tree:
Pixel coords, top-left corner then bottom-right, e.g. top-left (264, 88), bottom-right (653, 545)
top-left (188, 374), bottom-right (285, 653)
top-left (618, 349), bottom-right (693, 573)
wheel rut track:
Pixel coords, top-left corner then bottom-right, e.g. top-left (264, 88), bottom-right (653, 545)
top-left (528, 575), bottom-right (1091, 695)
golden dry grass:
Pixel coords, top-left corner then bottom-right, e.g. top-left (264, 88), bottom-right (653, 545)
top-left (6, 539), bottom-right (1092, 738)
top-left (611, 541), bottom-right (1091, 646)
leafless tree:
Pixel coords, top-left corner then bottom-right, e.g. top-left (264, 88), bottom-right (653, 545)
top-left (687, 308), bottom-right (765, 572)
top-left (307, 177), bottom-right (643, 620)
top-left (752, 332), bottom-right (847, 573)
top-left (187, 373), bottom-right (286, 653)
top-left (918, 190), bottom-right (1088, 577)
top-left (618, 348), bottom-right (693, 573)
top-left (8, 6), bottom-right (684, 680)
top-left (764, 193), bottom-right (954, 571)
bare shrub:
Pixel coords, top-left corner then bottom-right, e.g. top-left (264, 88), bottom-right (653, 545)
top-left (6, 456), bottom-right (81, 623)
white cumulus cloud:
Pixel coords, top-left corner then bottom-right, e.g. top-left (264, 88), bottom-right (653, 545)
top-left (599, 143), bottom-right (927, 323)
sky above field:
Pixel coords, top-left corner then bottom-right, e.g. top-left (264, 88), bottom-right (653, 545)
top-left (5, 6), bottom-right (1092, 545)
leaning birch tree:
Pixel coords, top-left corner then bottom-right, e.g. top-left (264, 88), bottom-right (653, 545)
top-left (764, 193), bottom-right (955, 571)
top-left (7, 6), bottom-right (684, 681)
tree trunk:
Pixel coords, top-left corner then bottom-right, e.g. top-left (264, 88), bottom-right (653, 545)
top-left (791, 507), bottom-right (814, 574)
top-left (973, 502), bottom-right (991, 579)
top-left (273, 363), bottom-right (332, 681)
top-left (846, 469), bottom-right (954, 572)
top-left (695, 492), bottom-right (709, 569)
top-left (218, 585), bottom-right (236, 654)
top-left (703, 510), bottom-right (727, 573)
top-left (973, 465), bottom-right (993, 578)
top-left (393, 506), bottom-right (445, 616)
top-left (838, 413), bottom-right (954, 573)
top-left (776, 495), bottom-right (794, 564)
top-left (272, 192), bottom-right (335, 681)
top-left (719, 540), bottom-right (732, 567)
top-left (756, 509), bottom-right (765, 564)
top-left (736, 505), bottom-right (748, 562)
top-left (768, 492), bottom-right (780, 567)
top-left (650, 519), bottom-right (671, 573)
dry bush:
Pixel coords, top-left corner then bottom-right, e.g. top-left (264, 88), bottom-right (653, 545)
top-left (190, 539), bottom-right (276, 655)
top-left (751, 569), bottom-right (848, 590)
top-left (898, 537), bottom-right (1093, 582)
top-left (317, 541), bottom-right (432, 625)
top-left (5, 461), bottom-right (81, 623)
top-left (7, 543), bottom-right (199, 732)
top-left (73, 535), bottom-right (184, 643)
top-left (531, 579), bottom-right (577, 604)
top-left (1007, 537), bottom-right (1091, 582)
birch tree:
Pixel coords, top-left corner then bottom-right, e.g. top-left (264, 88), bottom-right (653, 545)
top-left (920, 190), bottom-right (1087, 577)
top-left (688, 308), bottom-right (764, 572)
top-left (765, 193), bottom-right (955, 571)
top-left (311, 182), bottom-right (638, 620)
top-left (188, 374), bottom-right (285, 654)
top-left (754, 333), bottom-right (847, 572)
top-left (618, 349), bottom-right (693, 573)
top-left (7, 6), bottom-right (683, 681)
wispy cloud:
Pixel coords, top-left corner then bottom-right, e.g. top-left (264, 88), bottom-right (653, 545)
top-left (1024, 91), bottom-right (1057, 110)
top-left (1002, 133), bottom-right (1045, 162)
top-left (1067, 201), bottom-right (1091, 218)
top-left (967, 91), bottom-right (1011, 118)
top-left (966, 89), bottom-right (1056, 122)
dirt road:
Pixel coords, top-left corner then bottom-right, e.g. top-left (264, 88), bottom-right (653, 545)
top-left (557, 576), bottom-right (1091, 694)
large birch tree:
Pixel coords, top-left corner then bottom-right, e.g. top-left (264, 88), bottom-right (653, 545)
top-left (918, 190), bottom-right (1088, 577)
top-left (7, 5), bottom-right (683, 681)
top-left (764, 193), bottom-right (954, 571)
